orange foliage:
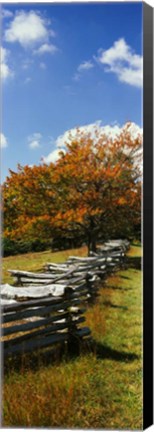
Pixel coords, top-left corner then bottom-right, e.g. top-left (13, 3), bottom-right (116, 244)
top-left (2, 123), bottom-right (142, 251)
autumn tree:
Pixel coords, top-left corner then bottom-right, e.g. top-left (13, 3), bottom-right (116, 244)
top-left (3, 122), bottom-right (142, 255)
top-left (2, 163), bottom-right (58, 249)
top-left (53, 123), bottom-right (142, 254)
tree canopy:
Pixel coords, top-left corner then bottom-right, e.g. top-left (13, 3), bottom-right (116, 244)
top-left (2, 122), bottom-right (142, 255)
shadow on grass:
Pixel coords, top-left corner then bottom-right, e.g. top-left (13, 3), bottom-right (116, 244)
top-left (103, 285), bottom-right (133, 291)
top-left (3, 343), bottom-right (66, 375)
top-left (102, 300), bottom-right (128, 311)
top-left (120, 275), bottom-right (130, 280)
top-left (125, 257), bottom-right (141, 270)
top-left (87, 339), bottom-right (139, 362)
top-left (3, 335), bottom-right (139, 375)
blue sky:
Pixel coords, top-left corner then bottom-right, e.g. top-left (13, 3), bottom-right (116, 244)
top-left (1, 2), bottom-right (143, 181)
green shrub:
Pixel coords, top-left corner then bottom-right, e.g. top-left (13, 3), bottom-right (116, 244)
top-left (2, 237), bottom-right (50, 257)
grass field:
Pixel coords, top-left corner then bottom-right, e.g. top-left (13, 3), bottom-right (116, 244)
top-left (2, 244), bottom-right (142, 429)
top-left (2, 246), bottom-right (88, 285)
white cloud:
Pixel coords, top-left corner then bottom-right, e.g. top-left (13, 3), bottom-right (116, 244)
top-left (28, 132), bottom-right (42, 141)
top-left (73, 60), bottom-right (94, 81)
top-left (97, 38), bottom-right (143, 88)
top-left (2, 9), bottom-right (13, 19)
top-left (34, 43), bottom-right (57, 55)
top-left (43, 148), bottom-right (65, 164)
top-left (78, 61), bottom-right (94, 72)
top-left (28, 132), bottom-right (42, 149)
top-left (29, 140), bottom-right (40, 149)
top-left (122, 122), bottom-right (143, 139)
top-left (4, 11), bottom-right (52, 48)
top-left (42, 121), bottom-right (142, 165)
top-left (1, 47), bottom-right (13, 81)
top-left (55, 121), bottom-right (102, 148)
top-left (1, 133), bottom-right (8, 148)
top-left (117, 67), bottom-right (142, 87)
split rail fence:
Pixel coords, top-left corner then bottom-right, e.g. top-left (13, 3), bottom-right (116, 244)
top-left (1, 239), bottom-right (130, 358)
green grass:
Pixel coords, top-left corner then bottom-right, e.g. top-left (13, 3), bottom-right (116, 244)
top-left (2, 245), bottom-right (88, 284)
top-left (2, 244), bottom-right (143, 429)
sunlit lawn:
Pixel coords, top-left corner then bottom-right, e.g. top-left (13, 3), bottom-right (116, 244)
top-left (2, 245), bottom-right (88, 284)
top-left (2, 244), bottom-right (142, 429)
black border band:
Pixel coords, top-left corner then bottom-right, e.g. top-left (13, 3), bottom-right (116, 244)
top-left (143, 2), bottom-right (153, 429)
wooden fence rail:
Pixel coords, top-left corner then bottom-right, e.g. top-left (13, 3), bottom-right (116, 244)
top-left (1, 286), bottom-right (91, 358)
top-left (1, 239), bottom-right (130, 358)
top-left (8, 252), bottom-right (125, 287)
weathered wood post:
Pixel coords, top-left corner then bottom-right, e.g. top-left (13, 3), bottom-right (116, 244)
top-left (86, 273), bottom-right (96, 304)
top-left (64, 287), bottom-right (80, 355)
top-left (121, 251), bottom-right (127, 269)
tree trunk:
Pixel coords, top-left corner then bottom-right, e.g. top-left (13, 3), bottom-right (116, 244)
top-left (87, 232), bottom-right (97, 256)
